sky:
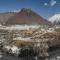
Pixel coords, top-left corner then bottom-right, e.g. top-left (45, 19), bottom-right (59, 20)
top-left (0, 0), bottom-right (60, 19)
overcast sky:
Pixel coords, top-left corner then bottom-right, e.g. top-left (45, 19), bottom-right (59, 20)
top-left (0, 0), bottom-right (60, 19)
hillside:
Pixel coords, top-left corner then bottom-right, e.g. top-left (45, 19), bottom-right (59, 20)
top-left (0, 12), bottom-right (16, 25)
top-left (5, 8), bottom-right (51, 26)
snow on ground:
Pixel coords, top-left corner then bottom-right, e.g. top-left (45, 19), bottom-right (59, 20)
top-left (0, 25), bottom-right (40, 30)
top-left (13, 37), bottom-right (31, 42)
top-left (10, 45), bottom-right (20, 55)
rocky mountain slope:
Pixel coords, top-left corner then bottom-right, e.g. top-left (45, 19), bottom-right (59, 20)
top-left (0, 12), bottom-right (16, 25)
top-left (0, 8), bottom-right (52, 26)
top-left (5, 8), bottom-right (51, 26)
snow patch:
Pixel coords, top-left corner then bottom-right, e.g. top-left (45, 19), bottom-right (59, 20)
top-left (49, 13), bottom-right (60, 23)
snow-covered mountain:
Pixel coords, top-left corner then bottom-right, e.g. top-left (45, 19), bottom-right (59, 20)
top-left (49, 13), bottom-right (60, 25)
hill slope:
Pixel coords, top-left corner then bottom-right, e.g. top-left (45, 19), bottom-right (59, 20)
top-left (6, 8), bottom-right (51, 26)
top-left (0, 12), bottom-right (16, 25)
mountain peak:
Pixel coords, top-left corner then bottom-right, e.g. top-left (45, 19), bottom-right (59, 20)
top-left (21, 8), bottom-right (32, 12)
top-left (49, 13), bottom-right (60, 25)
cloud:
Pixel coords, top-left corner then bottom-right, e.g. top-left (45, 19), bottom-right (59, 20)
top-left (48, 13), bottom-right (60, 23)
top-left (50, 0), bottom-right (57, 6)
top-left (44, 0), bottom-right (57, 7)
top-left (44, 3), bottom-right (48, 6)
